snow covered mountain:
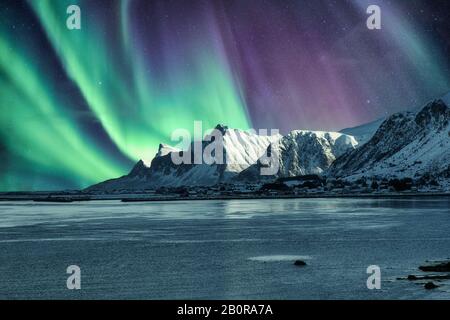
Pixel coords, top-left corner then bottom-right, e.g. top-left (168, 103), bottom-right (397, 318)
top-left (236, 130), bottom-right (359, 182)
top-left (87, 125), bottom-right (281, 192)
top-left (339, 118), bottom-right (384, 145)
top-left (328, 94), bottom-right (450, 183)
top-left (86, 93), bottom-right (450, 193)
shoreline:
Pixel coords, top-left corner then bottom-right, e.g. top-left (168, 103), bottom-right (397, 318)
top-left (0, 191), bottom-right (449, 203)
top-left (119, 192), bottom-right (450, 203)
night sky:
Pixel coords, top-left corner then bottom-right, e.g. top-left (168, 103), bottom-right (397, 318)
top-left (1, 0), bottom-right (450, 191)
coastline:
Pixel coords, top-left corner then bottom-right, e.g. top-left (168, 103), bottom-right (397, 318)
top-left (1, 191), bottom-right (449, 202)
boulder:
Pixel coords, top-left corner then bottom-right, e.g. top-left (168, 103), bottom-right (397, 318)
top-left (294, 260), bottom-right (307, 267)
top-left (424, 282), bottom-right (439, 290)
top-left (419, 261), bottom-right (450, 272)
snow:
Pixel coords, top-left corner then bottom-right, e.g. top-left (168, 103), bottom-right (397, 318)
top-left (88, 126), bottom-right (282, 190)
top-left (221, 128), bottom-right (281, 172)
top-left (236, 130), bottom-right (358, 181)
top-left (329, 98), bottom-right (450, 188)
top-left (157, 144), bottom-right (180, 157)
top-left (340, 118), bottom-right (384, 145)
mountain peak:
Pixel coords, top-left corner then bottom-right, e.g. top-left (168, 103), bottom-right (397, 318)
top-left (415, 99), bottom-right (450, 130)
top-left (214, 124), bottom-right (229, 134)
top-left (157, 143), bottom-right (180, 157)
top-left (128, 159), bottom-right (149, 177)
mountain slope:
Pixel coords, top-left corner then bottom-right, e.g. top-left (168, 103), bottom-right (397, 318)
top-left (87, 125), bottom-right (281, 192)
top-left (236, 130), bottom-right (359, 182)
top-left (339, 118), bottom-right (384, 145)
top-left (328, 96), bottom-right (450, 181)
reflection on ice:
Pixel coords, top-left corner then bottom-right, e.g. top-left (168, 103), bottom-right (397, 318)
top-left (248, 255), bottom-right (312, 262)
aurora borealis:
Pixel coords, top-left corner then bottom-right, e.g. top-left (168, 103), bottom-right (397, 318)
top-left (1, 0), bottom-right (450, 191)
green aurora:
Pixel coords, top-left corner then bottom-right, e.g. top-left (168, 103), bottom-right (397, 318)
top-left (1, 0), bottom-right (450, 191)
top-left (0, 0), bottom-right (250, 191)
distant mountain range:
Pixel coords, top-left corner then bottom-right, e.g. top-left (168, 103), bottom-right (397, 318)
top-left (87, 93), bottom-right (450, 193)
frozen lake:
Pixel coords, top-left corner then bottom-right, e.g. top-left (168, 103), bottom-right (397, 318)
top-left (0, 197), bottom-right (449, 299)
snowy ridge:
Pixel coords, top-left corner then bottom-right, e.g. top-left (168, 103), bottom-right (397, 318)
top-left (328, 95), bottom-right (450, 186)
top-left (157, 143), bottom-right (180, 157)
top-left (339, 118), bottom-right (384, 145)
top-left (87, 126), bottom-right (281, 191)
top-left (217, 127), bottom-right (282, 173)
top-left (236, 130), bottom-right (358, 182)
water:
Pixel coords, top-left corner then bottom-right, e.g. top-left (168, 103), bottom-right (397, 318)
top-left (0, 198), bottom-right (449, 299)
